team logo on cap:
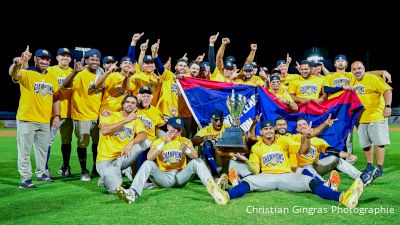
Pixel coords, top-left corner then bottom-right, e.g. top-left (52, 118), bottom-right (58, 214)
top-left (108, 56), bottom-right (113, 60)
top-left (34, 81), bottom-right (53, 97)
top-left (176, 119), bottom-right (182, 125)
top-left (42, 50), bottom-right (49, 55)
top-left (63, 48), bottom-right (69, 52)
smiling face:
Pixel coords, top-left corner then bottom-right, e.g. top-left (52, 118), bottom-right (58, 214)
top-left (34, 56), bottom-right (51, 72)
top-left (275, 119), bottom-right (287, 135)
top-left (261, 126), bottom-right (276, 140)
top-left (86, 56), bottom-right (100, 72)
top-left (122, 96), bottom-right (138, 114)
top-left (296, 119), bottom-right (308, 134)
top-left (56, 53), bottom-right (71, 68)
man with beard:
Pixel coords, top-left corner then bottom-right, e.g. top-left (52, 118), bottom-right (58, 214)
top-left (351, 61), bottom-right (392, 179)
top-left (115, 117), bottom-right (227, 204)
top-left (96, 95), bottom-right (148, 194)
top-left (9, 47), bottom-right (60, 188)
top-left (207, 120), bottom-right (364, 209)
top-left (234, 64), bottom-right (264, 87)
top-left (323, 55), bottom-right (392, 159)
top-left (63, 49), bottom-right (103, 181)
top-left (192, 109), bottom-right (232, 178)
top-left (289, 60), bottom-right (326, 104)
top-left (268, 72), bottom-right (298, 111)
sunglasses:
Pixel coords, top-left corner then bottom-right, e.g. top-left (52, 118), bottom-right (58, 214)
top-left (213, 118), bottom-right (223, 122)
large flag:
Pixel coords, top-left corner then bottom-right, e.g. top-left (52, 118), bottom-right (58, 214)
top-left (178, 77), bottom-right (363, 151)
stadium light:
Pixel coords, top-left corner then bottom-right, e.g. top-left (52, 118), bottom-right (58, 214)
top-left (307, 54), bottom-right (324, 62)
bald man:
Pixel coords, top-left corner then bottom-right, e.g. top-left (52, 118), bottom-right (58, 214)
top-left (351, 61), bottom-right (392, 179)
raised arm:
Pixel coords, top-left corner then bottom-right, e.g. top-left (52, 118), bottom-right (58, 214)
top-left (216, 37), bottom-right (230, 71)
top-left (208, 32), bottom-right (219, 73)
top-left (63, 58), bottom-right (86, 88)
top-left (95, 61), bottom-right (118, 88)
top-left (244, 43), bottom-right (257, 64)
top-left (127, 32), bottom-right (144, 63)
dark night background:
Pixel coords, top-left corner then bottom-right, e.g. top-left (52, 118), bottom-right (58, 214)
top-left (1, 27), bottom-right (398, 113)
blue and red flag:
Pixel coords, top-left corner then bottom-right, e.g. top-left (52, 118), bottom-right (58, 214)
top-left (177, 77), bottom-right (363, 151)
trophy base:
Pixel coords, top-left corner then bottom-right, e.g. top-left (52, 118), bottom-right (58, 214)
top-left (214, 127), bottom-right (246, 153)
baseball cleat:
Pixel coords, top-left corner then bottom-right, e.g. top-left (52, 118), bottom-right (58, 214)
top-left (206, 178), bottom-right (229, 205)
top-left (340, 178), bottom-right (363, 209)
top-left (115, 187), bottom-right (136, 204)
top-left (217, 173), bottom-right (229, 190)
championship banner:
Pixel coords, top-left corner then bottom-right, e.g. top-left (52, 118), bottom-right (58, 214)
top-left (177, 77), bottom-right (363, 151)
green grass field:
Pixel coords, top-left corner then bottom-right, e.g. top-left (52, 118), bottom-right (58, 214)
top-left (0, 130), bottom-right (399, 225)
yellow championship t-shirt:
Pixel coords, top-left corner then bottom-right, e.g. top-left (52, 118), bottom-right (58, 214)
top-left (152, 136), bottom-right (193, 171)
top-left (137, 106), bottom-right (166, 141)
top-left (96, 111), bottom-right (145, 162)
top-left (100, 72), bottom-right (127, 113)
top-left (354, 73), bottom-right (392, 123)
top-left (235, 76), bottom-right (265, 86)
top-left (292, 134), bottom-right (329, 167)
top-left (323, 71), bottom-right (355, 99)
top-left (249, 136), bottom-right (300, 174)
top-left (16, 68), bottom-right (59, 123)
top-left (130, 71), bottom-right (160, 106)
top-left (48, 65), bottom-right (73, 118)
top-left (281, 74), bottom-right (299, 87)
top-left (157, 70), bottom-right (180, 117)
top-left (269, 87), bottom-right (295, 104)
top-left (210, 69), bottom-right (233, 83)
top-left (195, 124), bottom-right (231, 137)
top-left (71, 68), bottom-right (102, 121)
top-left (289, 75), bottom-right (323, 100)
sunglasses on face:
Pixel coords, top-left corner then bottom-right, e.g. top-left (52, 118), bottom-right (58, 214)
top-left (213, 118), bottom-right (223, 122)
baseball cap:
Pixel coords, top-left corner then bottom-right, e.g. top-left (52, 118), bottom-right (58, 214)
top-left (139, 86), bottom-right (152, 94)
top-left (224, 61), bottom-right (235, 70)
top-left (311, 61), bottom-right (322, 67)
top-left (276, 60), bottom-right (286, 67)
top-left (260, 66), bottom-right (268, 72)
top-left (143, 55), bottom-right (154, 63)
top-left (168, 117), bottom-right (184, 129)
top-left (261, 120), bottom-right (274, 128)
top-left (103, 56), bottom-right (116, 64)
top-left (86, 49), bottom-right (101, 59)
top-left (251, 62), bottom-right (258, 68)
top-left (35, 49), bottom-right (52, 58)
top-left (56, 48), bottom-right (71, 56)
top-left (335, 54), bottom-right (347, 61)
top-left (121, 56), bottom-right (133, 63)
top-left (211, 109), bottom-right (224, 119)
top-left (226, 56), bottom-right (236, 63)
top-left (270, 75), bottom-right (281, 82)
top-left (271, 68), bottom-right (281, 74)
top-left (200, 62), bottom-right (210, 71)
top-left (242, 64), bottom-right (254, 71)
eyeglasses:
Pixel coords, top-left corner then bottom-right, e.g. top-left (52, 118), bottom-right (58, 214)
top-left (213, 118), bottom-right (223, 122)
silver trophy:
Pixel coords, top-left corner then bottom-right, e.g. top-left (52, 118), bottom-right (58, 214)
top-left (215, 90), bottom-right (247, 152)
